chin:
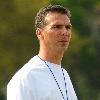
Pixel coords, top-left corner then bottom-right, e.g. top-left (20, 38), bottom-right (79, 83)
top-left (57, 46), bottom-right (68, 53)
top-left (61, 43), bottom-right (69, 48)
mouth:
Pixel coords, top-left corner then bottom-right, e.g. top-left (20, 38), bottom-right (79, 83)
top-left (58, 41), bottom-right (69, 46)
top-left (58, 40), bottom-right (68, 43)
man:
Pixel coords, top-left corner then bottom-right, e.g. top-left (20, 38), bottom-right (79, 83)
top-left (7, 5), bottom-right (78, 100)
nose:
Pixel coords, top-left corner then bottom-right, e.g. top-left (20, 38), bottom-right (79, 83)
top-left (62, 27), bottom-right (70, 36)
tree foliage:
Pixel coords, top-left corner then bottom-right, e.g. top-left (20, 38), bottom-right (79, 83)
top-left (0, 0), bottom-right (100, 100)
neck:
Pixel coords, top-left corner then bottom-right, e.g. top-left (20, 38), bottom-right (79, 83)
top-left (38, 48), bottom-right (64, 65)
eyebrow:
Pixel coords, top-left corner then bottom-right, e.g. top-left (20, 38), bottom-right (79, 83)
top-left (52, 23), bottom-right (72, 27)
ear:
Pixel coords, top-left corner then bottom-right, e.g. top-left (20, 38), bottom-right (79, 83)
top-left (36, 28), bottom-right (43, 40)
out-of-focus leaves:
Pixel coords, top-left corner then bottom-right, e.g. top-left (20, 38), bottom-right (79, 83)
top-left (0, 0), bottom-right (100, 100)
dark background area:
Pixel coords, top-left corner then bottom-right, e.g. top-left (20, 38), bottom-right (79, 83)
top-left (0, 0), bottom-right (100, 100)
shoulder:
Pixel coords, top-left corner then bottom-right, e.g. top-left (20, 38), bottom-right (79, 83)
top-left (62, 68), bottom-right (78, 99)
top-left (62, 68), bottom-right (70, 78)
top-left (7, 55), bottom-right (41, 87)
top-left (62, 68), bottom-right (73, 84)
top-left (7, 56), bottom-right (41, 100)
top-left (7, 55), bottom-right (48, 87)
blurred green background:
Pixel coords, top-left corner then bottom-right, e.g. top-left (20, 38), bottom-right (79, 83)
top-left (0, 0), bottom-right (100, 100)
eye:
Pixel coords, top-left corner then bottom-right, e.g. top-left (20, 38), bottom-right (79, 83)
top-left (52, 25), bottom-right (62, 29)
top-left (65, 25), bottom-right (72, 30)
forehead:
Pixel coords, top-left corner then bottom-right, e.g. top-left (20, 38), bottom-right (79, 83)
top-left (44, 12), bottom-right (71, 25)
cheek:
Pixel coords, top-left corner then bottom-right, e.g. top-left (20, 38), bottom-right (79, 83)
top-left (69, 31), bottom-right (72, 37)
top-left (43, 33), bottom-right (52, 42)
top-left (43, 29), bottom-right (58, 42)
top-left (67, 30), bottom-right (72, 37)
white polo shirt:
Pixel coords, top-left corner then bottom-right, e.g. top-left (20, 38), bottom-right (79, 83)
top-left (7, 55), bottom-right (78, 100)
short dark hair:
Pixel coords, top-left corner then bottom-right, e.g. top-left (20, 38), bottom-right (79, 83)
top-left (35, 4), bottom-right (71, 29)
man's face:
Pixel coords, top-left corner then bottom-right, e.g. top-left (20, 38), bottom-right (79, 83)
top-left (39, 12), bottom-right (72, 53)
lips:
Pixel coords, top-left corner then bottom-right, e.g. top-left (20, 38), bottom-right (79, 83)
top-left (58, 37), bottom-right (70, 44)
top-left (58, 40), bottom-right (69, 46)
top-left (59, 40), bottom-right (68, 42)
top-left (58, 39), bottom-right (68, 43)
top-left (58, 36), bottom-right (69, 42)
